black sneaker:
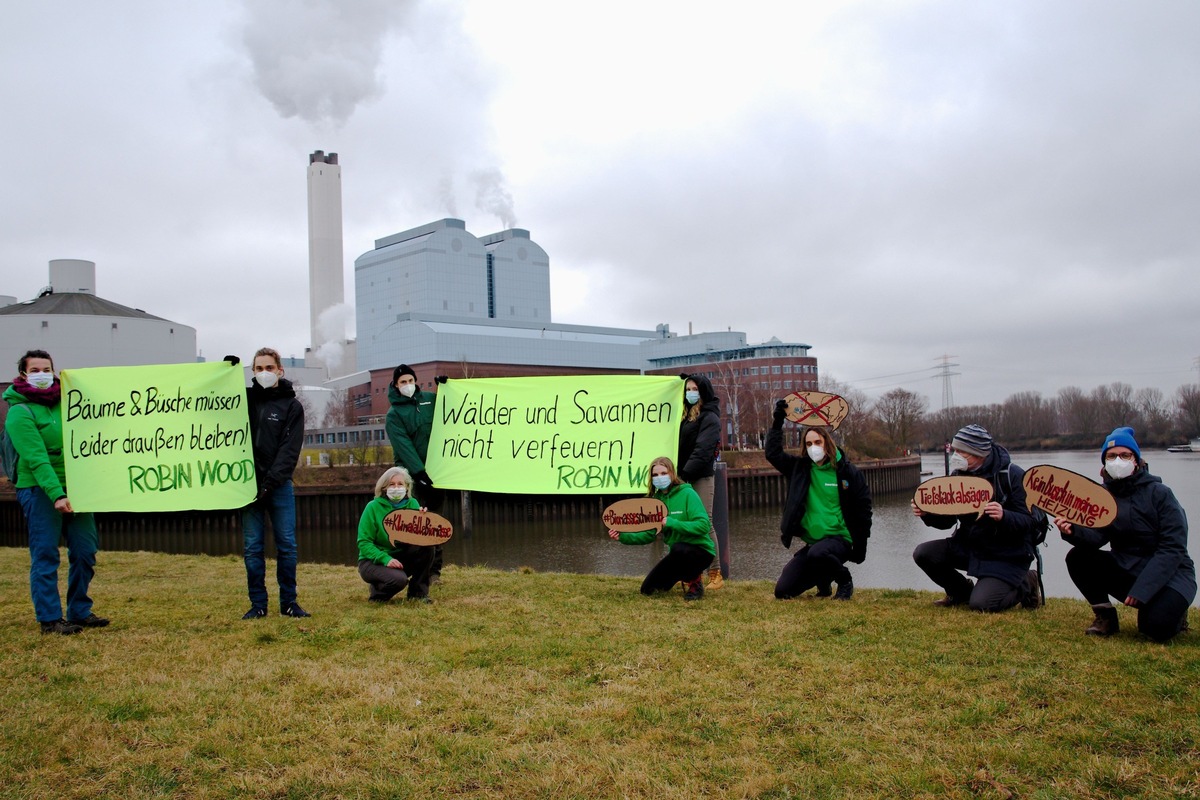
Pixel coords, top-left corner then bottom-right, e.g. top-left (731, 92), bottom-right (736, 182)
top-left (67, 614), bottom-right (110, 628)
top-left (684, 576), bottom-right (705, 601)
top-left (1020, 569), bottom-right (1043, 609)
top-left (242, 606), bottom-right (267, 620)
top-left (281, 602), bottom-right (311, 618)
top-left (833, 577), bottom-right (854, 600)
top-left (41, 619), bottom-right (83, 635)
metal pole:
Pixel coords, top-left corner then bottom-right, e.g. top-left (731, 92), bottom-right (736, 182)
top-left (712, 461), bottom-right (730, 578)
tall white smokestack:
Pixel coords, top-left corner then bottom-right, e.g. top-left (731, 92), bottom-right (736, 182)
top-left (307, 150), bottom-right (344, 370)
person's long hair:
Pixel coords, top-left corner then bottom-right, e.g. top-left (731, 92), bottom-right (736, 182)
top-left (646, 456), bottom-right (683, 495)
top-left (801, 425), bottom-right (838, 464)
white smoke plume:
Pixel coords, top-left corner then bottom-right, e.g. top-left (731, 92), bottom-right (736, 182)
top-left (471, 167), bottom-right (517, 229)
top-left (314, 302), bottom-right (354, 372)
top-left (241, 0), bottom-right (415, 126)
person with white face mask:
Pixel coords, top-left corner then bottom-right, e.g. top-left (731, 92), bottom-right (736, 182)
top-left (1054, 427), bottom-right (1195, 641)
top-left (241, 347), bottom-right (308, 619)
top-left (4, 350), bottom-right (108, 635)
top-left (766, 408), bottom-right (872, 602)
top-left (911, 423), bottom-right (1045, 612)
top-left (608, 456), bottom-right (715, 600)
top-left (385, 363), bottom-right (445, 599)
top-left (355, 467), bottom-right (436, 603)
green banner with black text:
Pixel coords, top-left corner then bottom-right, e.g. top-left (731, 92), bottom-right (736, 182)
top-left (425, 375), bottom-right (682, 494)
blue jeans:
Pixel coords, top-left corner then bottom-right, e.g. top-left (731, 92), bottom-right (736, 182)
top-left (18, 487), bottom-right (99, 623)
top-left (241, 481), bottom-right (298, 609)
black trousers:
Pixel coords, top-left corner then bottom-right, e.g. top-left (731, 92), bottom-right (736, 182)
top-left (358, 543), bottom-right (435, 601)
top-left (775, 537), bottom-right (852, 599)
top-left (1065, 546), bottom-right (1190, 641)
top-left (913, 538), bottom-right (1027, 613)
top-left (641, 542), bottom-right (714, 595)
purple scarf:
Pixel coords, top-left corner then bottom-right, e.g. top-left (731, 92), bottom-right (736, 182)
top-left (10, 375), bottom-right (61, 407)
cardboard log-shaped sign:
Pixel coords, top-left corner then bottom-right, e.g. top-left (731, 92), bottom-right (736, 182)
top-left (601, 497), bottom-right (668, 533)
top-left (913, 476), bottom-right (994, 515)
top-left (383, 508), bottom-right (455, 547)
top-left (784, 392), bottom-right (850, 429)
top-left (1022, 464), bottom-right (1117, 528)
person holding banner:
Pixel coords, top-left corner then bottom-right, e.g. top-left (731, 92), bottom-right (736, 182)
top-left (1054, 427), bottom-right (1195, 641)
top-left (386, 364), bottom-right (444, 590)
top-left (911, 424), bottom-right (1043, 613)
top-left (4, 350), bottom-right (108, 635)
top-left (241, 347), bottom-right (309, 619)
top-left (678, 374), bottom-right (723, 590)
top-left (767, 401), bottom-right (871, 601)
top-left (356, 467), bottom-right (436, 603)
top-left (608, 456), bottom-right (715, 600)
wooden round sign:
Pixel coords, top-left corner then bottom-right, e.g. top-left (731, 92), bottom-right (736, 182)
top-left (1022, 464), bottom-right (1117, 528)
top-left (382, 508), bottom-right (455, 547)
top-left (601, 497), bottom-right (668, 533)
top-left (784, 392), bottom-right (850, 429)
top-left (913, 476), bottom-right (994, 516)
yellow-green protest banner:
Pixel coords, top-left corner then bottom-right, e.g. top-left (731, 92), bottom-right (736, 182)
top-left (425, 375), bottom-right (682, 494)
top-left (61, 362), bottom-right (255, 512)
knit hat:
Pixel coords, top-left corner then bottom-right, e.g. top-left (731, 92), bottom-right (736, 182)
top-left (1102, 426), bottom-right (1141, 462)
top-left (951, 424), bottom-right (993, 458)
top-left (392, 364), bottom-right (417, 384)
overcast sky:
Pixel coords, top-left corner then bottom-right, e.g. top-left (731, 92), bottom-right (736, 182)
top-left (2, 0), bottom-right (1197, 408)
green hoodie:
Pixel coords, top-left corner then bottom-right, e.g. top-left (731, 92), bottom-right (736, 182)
top-left (617, 482), bottom-right (715, 556)
top-left (2, 384), bottom-right (67, 501)
top-left (798, 453), bottom-right (851, 545)
top-left (357, 494), bottom-right (422, 565)
top-left (385, 384), bottom-right (437, 473)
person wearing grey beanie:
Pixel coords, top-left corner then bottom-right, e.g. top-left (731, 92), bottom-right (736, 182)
top-left (910, 424), bottom-right (1046, 612)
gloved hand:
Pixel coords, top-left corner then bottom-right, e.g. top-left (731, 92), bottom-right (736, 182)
top-left (434, 375), bottom-right (450, 385)
top-left (223, 355), bottom-right (241, 366)
top-left (850, 540), bottom-right (868, 564)
top-left (413, 470), bottom-right (435, 490)
top-left (780, 531), bottom-right (793, 549)
top-left (772, 399), bottom-right (789, 429)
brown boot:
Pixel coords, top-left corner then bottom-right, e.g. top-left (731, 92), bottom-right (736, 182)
top-left (705, 567), bottom-right (724, 591)
top-left (1085, 605), bottom-right (1119, 637)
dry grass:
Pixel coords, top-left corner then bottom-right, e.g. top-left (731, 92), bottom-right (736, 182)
top-left (1, 547), bottom-right (1197, 799)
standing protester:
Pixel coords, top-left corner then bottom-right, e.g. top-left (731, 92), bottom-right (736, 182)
top-left (4, 350), bottom-right (108, 635)
top-left (385, 364), bottom-right (443, 592)
top-left (912, 424), bottom-right (1044, 612)
top-left (677, 373), bottom-right (723, 590)
top-left (241, 347), bottom-right (309, 619)
top-left (767, 400), bottom-right (871, 600)
top-left (608, 456), bottom-right (715, 600)
top-left (1055, 427), bottom-right (1195, 641)
top-left (356, 467), bottom-right (436, 603)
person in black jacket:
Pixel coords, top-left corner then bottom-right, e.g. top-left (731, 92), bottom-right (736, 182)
top-left (1055, 427), bottom-right (1195, 641)
top-left (241, 347), bottom-right (309, 619)
top-left (912, 423), bottom-right (1043, 612)
top-left (767, 400), bottom-right (871, 600)
top-left (678, 374), bottom-right (723, 589)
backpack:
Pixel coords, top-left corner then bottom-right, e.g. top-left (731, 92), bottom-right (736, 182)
top-left (1, 405), bottom-right (31, 481)
top-left (995, 464), bottom-right (1052, 546)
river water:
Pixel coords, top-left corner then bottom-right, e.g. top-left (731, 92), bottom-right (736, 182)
top-left (435, 450), bottom-right (1200, 604)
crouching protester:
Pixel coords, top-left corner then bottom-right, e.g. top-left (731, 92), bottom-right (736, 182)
top-left (1054, 427), bottom-right (1195, 641)
top-left (356, 467), bottom-right (436, 603)
top-left (766, 401), bottom-right (871, 601)
top-left (607, 456), bottom-right (715, 600)
top-left (912, 424), bottom-right (1045, 612)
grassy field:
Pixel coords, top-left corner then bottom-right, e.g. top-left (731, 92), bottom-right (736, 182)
top-left (1, 547), bottom-right (1197, 800)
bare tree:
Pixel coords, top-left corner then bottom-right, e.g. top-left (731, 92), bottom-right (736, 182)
top-left (875, 388), bottom-right (928, 454)
top-left (322, 388), bottom-right (355, 428)
top-left (1177, 384), bottom-right (1200, 437)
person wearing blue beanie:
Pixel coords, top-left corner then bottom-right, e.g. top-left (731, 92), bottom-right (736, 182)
top-left (1055, 427), bottom-right (1195, 641)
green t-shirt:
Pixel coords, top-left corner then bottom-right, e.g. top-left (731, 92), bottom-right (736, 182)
top-left (798, 457), bottom-right (851, 545)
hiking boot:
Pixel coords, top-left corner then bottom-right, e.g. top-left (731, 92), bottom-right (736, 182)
top-left (40, 619), bottom-right (83, 635)
top-left (705, 567), bottom-right (724, 591)
top-left (1085, 605), bottom-right (1119, 637)
top-left (1020, 570), bottom-right (1043, 609)
top-left (833, 577), bottom-right (854, 601)
top-left (281, 602), bottom-right (311, 618)
top-left (933, 594), bottom-right (967, 607)
top-left (241, 606), bottom-right (267, 620)
top-left (816, 583), bottom-right (832, 597)
top-left (67, 613), bottom-right (110, 628)
top-left (684, 576), bottom-right (705, 601)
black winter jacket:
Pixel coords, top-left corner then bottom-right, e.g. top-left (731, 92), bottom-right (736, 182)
top-left (1063, 466), bottom-right (1196, 605)
top-left (765, 426), bottom-right (872, 563)
top-left (678, 374), bottom-right (721, 483)
top-left (246, 378), bottom-right (305, 498)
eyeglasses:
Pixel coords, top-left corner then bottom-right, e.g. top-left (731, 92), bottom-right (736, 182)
top-left (1104, 452), bottom-right (1136, 462)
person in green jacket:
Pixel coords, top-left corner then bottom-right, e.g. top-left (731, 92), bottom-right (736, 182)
top-left (4, 350), bottom-right (108, 635)
top-left (356, 467), bottom-right (436, 603)
top-left (385, 364), bottom-right (443, 590)
top-left (608, 456), bottom-right (715, 600)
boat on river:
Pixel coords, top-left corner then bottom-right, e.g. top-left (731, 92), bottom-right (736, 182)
top-left (1166, 438), bottom-right (1200, 453)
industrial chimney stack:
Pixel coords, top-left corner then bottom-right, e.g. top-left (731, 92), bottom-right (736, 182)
top-left (307, 150), bottom-right (344, 371)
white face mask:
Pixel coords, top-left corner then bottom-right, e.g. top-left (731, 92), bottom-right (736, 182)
top-left (684, 390), bottom-right (700, 405)
top-left (651, 474), bottom-right (672, 491)
top-left (949, 453), bottom-right (970, 473)
top-left (254, 370), bottom-right (278, 389)
top-left (806, 445), bottom-right (826, 463)
top-left (1105, 457), bottom-right (1136, 480)
top-left (386, 486), bottom-right (407, 500)
top-left (26, 372), bottom-right (55, 389)
top-left (398, 383), bottom-right (416, 398)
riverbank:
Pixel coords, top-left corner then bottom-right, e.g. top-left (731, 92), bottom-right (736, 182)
top-left (2, 548), bottom-right (1196, 799)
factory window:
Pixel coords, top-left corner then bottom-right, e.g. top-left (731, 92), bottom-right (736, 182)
top-left (112, 323), bottom-right (118, 330)
top-left (41, 321), bottom-right (48, 328)
top-left (773, 381), bottom-right (781, 389)
top-left (784, 381), bottom-right (793, 389)
top-left (772, 366), bottom-right (781, 374)
top-left (750, 367), bottom-right (759, 375)
top-left (782, 365), bottom-right (791, 374)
